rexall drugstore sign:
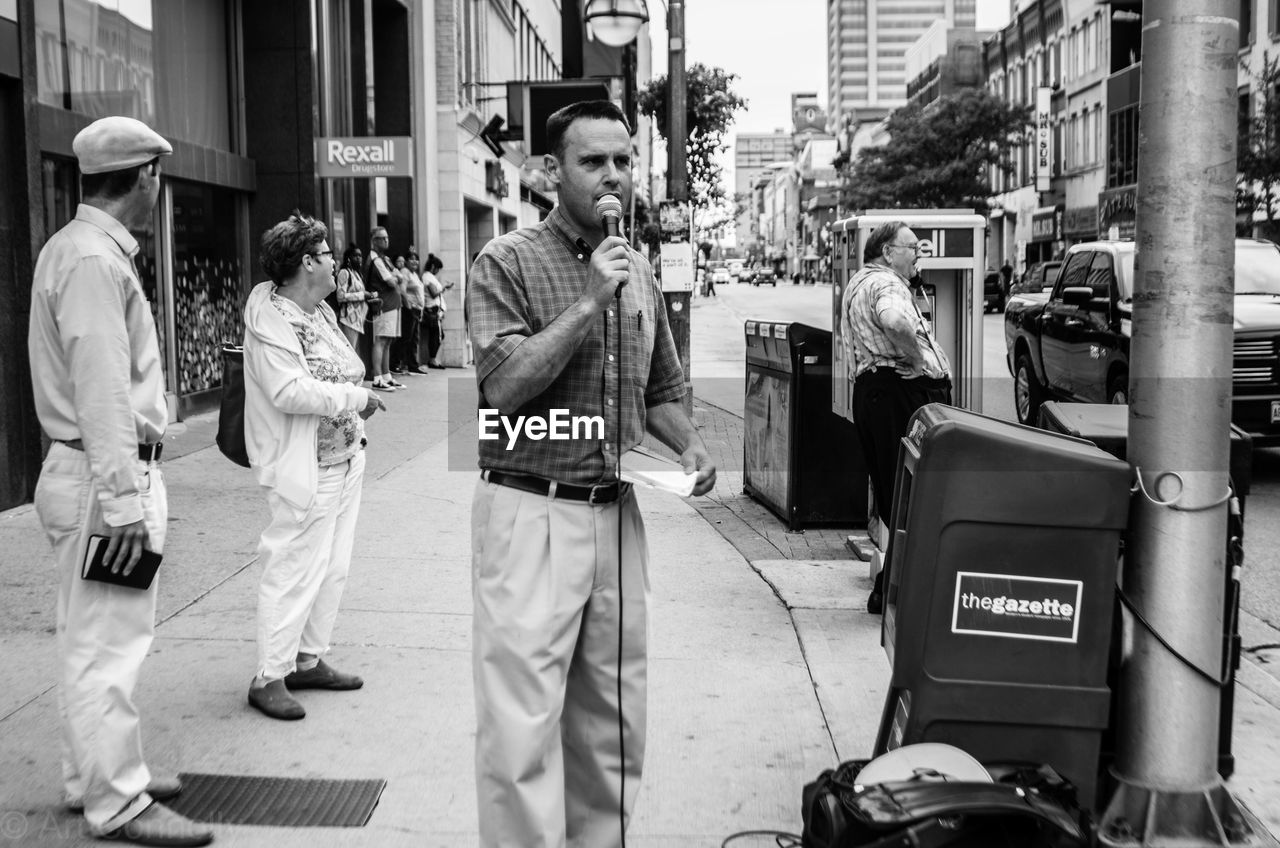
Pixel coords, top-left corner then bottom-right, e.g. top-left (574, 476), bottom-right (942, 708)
top-left (315, 136), bottom-right (413, 178)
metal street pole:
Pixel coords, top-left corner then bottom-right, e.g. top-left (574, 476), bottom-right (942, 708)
top-left (1098, 3), bottom-right (1254, 845)
top-left (666, 0), bottom-right (692, 413)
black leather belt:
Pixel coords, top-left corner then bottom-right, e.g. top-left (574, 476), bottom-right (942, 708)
top-left (59, 439), bottom-right (163, 462)
top-left (482, 470), bottom-right (625, 504)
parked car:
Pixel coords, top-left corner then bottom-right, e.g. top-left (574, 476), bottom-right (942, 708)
top-left (752, 268), bottom-right (778, 286)
top-left (1012, 260), bottom-right (1063, 296)
top-left (711, 267), bottom-right (731, 286)
top-left (1004, 238), bottom-right (1280, 444)
top-left (727, 259), bottom-right (745, 281)
top-left (983, 270), bottom-right (1005, 313)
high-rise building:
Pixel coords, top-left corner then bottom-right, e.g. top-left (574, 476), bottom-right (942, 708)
top-left (828, 0), bottom-right (977, 128)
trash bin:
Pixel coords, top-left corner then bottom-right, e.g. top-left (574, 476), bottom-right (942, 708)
top-left (1038, 401), bottom-right (1251, 781)
top-left (874, 404), bottom-right (1132, 811)
top-left (742, 321), bottom-right (868, 530)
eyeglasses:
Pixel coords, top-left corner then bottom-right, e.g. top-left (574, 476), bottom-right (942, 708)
top-left (309, 250), bottom-right (334, 259)
top-left (889, 242), bottom-right (921, 255)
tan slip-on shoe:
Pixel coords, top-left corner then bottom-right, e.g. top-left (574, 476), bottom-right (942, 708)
top-left (68, 775), bottom-right (182, 813)
top-left (247, 679), bottom-right (306, 720)
top-left (103, 802), bottom-right (213, 846)
top-left (283, 658), bottom-right (363, 691)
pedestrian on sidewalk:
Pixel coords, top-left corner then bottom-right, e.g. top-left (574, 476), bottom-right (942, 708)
top-left (334, 245), bottom-right (376, 350)
top-left (421, 253), bottom-right (451, 368)
top-left (241, 211), bottom-right (386, 721)
top-left (364, 227), bottom-right (403, 391)
top-left (397, 252), bottom-right (428, 374)
top-left (838, 221), bottom-right (952, 614)
top-left (467, 99), bottom-right (716, 847)
top-left (28, 116), bottom-right (213, 847)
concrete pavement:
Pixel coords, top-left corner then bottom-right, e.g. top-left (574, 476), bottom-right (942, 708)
top-left (0, 292), bottom-right (1277, 845)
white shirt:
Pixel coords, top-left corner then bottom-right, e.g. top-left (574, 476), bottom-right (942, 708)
top-left (28, 204), bottom-right (167, 527)
top-left (422, 270), bottom-right (445, 311)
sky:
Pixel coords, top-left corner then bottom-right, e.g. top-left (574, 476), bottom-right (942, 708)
top-left (643, 0), bottom-right (1013, 184)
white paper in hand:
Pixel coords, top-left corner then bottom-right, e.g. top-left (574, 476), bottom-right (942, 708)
top-left (620, 447), bottom-right (696, 497)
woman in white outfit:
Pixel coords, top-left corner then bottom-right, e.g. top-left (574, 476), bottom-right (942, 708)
top-left (241, 212), bottom-right (386, 720)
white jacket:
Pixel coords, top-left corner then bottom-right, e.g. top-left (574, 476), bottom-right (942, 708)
top-left (242, 281), bottom-right (367, 517)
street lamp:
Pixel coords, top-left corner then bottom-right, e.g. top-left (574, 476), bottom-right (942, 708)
top-left (584, 0), bottom-right (649, 47)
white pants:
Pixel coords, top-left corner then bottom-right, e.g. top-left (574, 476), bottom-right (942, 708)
top-left (256, 450), bottom-right (365, 680)
top-left (471, 479), bottom-right (650, 848)
top-left (33, 442), bottom-right (167, 834)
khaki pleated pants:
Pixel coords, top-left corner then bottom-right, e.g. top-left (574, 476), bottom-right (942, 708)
top-left (471, 478), bottom-right (649, 848)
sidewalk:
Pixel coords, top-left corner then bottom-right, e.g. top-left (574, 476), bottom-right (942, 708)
top-left (0, 352), bottom-right (1277, 846)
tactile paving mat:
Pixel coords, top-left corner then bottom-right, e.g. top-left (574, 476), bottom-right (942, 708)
top-left (164, 774), bottom-right (386, 827)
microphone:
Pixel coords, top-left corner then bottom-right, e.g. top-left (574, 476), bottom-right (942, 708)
top-left (596, 193), bottom-right (624, 239)
top-left (595, 194), bottom-right (627, 298)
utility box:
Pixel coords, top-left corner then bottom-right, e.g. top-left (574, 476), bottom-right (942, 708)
top-left (1038, 401), bottom-right (1252, 781)
top-left (831, 210), bottom-right (987, 420)
top-left (874, 404), bottom-right (1131, 810)
top-left (743, 321), bottom-right (868, 530)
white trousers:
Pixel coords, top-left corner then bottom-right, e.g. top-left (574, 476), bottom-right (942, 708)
top-left (256, 450), bottom-right (365, 680)
top-left (471, 479), bottom-right (650, 848)
top-left (33, 442), bottom-right (167, 834)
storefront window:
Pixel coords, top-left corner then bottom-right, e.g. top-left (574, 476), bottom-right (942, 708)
top-left (35, 0), bottom-right (157, 122)
top-left (171, 180), bottom-right (241, 396)
top-left (154, 0), bottom-right (231, 150)
top-left (35, 0), bottom-right (231, 151)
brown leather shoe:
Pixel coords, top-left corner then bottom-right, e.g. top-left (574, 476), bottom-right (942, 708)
top-left (284, 659), bottom-right (363, 691)
top-left (247, 679), bottom-right (305, 720)
top-left (105, 802), bottom-right (213, 846)
top-left (67, 774), bottom-right (182, 813)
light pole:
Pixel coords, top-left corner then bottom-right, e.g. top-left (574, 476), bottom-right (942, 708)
top-left (666, 0), bottom-right (690, 410)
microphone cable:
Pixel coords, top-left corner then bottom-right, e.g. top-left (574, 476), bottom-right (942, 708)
top-left (614, 263), bottom-right (627, 848)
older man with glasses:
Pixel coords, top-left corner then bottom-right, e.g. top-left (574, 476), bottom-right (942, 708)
top-left (838, 221), bottom-right (952, 614)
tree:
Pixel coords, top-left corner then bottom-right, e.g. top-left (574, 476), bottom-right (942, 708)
top-left (840, 89), bottom-right (1032, 211)
top-left (1238, 52), bottom-right (1280, 240)
top-left (638, 63), bottom-right (747, 217)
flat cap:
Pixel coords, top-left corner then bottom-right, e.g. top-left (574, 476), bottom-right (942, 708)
top-left (72, 116), bottom-right (173, 175)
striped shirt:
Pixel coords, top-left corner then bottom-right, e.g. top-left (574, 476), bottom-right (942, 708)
top-left (468, 206), bottom-right (685, 484)
top-left (840, 262), bottom-right (951, 380)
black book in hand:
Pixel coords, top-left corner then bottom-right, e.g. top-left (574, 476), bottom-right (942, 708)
top-left (81, 535), bottom-right (162, 590)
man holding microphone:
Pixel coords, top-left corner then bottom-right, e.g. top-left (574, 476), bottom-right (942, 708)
top-left (466, 100), bottom-right (715, 846)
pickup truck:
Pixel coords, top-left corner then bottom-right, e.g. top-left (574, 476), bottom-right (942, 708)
top-left (1004, 238), bottom-right (1280, 445)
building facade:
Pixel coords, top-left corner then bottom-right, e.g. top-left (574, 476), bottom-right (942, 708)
top-left (0, 0), bottom-right (659, 510)
top-left (905, 21), bottom-right (989, 107)
top-left (1, 0), bottom-right (436, 510)
top-left (733, 130), bottom-right (794, 258)
top-left (982, 0), bottom-right (1065, 274)
top-left (827, 0), bottom-right (976, 131)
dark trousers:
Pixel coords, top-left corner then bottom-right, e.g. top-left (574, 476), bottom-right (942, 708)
top-left (424, 306), bottom-right (442, 363)
top-left (852, 368), bottom-right (952, 523)
top-left (393, 306), bottom-right (423, 371)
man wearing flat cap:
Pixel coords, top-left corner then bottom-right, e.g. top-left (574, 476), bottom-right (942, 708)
top-left (28, 116), bottom-right (214, 847)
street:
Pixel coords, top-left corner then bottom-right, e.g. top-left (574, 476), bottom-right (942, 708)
top-left (692, 280), bottom-right (1280, 639)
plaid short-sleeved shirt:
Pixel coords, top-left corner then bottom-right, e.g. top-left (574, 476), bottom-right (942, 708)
top-left (467, 206), bottom-right (686, 484)
top-left (839, 262), bottom-right (951, 380)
